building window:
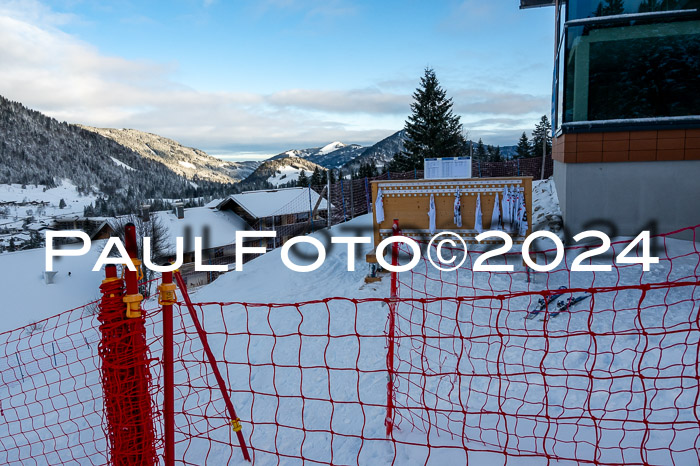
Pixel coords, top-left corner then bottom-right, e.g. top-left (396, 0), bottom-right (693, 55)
top-left (555, 9), bottom-right (700, 129)
top-left (567, 0), bottom-right (700, 21)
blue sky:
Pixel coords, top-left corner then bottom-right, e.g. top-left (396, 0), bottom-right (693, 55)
top-left (0, 0), bottom-right (554, 160)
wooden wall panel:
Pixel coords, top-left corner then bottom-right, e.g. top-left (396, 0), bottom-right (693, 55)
top-left (371, 177), bottom-right (533, 247)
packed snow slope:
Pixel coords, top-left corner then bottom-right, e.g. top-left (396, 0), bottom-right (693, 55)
top-left (0, 179), bottom-right (559, 330)
top-left (195, 215), bottom-right (380, 304)
top-left (0, 241), bottom-right (107, 329)
top-left (1, 176), bottom-right (700, 465)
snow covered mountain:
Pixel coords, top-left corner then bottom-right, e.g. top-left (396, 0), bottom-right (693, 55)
top-left (260, 132), bottom-right (519, 178)
top-left (312, 143), bottom-right (365, 168)
top-left (342, 130), bottom-right (408, 171)
top-left (268, 142), bottom-right (365, 169)
top-left (0, 95), bottom-right (236, 219)
top-left (264, 131), bottom-right (409, 173)
top-left (240, 156), bottom-right (327, 189)
top-left (79, 126), bottom-right (259, 184)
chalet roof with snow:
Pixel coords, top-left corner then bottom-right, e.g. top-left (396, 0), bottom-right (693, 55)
top-left (153, 207), bottom-right (250, 253)
top-left (217, 187), bottom-right (328, 219)
top-left (91, 206), bottom-right (251, 254)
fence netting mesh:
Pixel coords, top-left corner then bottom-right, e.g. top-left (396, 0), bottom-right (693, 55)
top-left (0, 224), bottom-right (698, 465)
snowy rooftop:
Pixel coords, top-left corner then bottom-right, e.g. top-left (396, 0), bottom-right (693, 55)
top-left (148, 207), bottom-right (250, 253)
top-left (203, 198), bottom-right (223, 209)
top-left (98, 207), bottom-right (251, 254)
top-left (221, 187), bottom-right (328, 218)
top-left (53, 215), bottom-right (108, 222)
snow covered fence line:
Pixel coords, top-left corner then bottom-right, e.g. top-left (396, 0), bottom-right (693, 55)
top-left (3, 222), bottom-right (699, 464)
top-left (2, 280), bottom-right (700, 464)
top-left (390, 222), bottom-right (700, 465)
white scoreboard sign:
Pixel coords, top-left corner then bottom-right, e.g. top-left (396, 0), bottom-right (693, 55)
top-left (424, 157), bottom-right (472, 179)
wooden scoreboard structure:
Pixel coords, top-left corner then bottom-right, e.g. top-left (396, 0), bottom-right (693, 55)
top-left (370, 177), bottom-right (533, 247)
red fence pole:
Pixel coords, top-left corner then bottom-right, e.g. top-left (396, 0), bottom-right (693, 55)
top-left (98, 223), bottom-right (156, 466)
top-left (159, 270), bottom-right (177, 466)
top-left (173, 271), bottom-right (252, 462)
top-left (385, 219), bottom-right (400, 437)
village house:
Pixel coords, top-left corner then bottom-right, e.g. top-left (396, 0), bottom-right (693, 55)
top-left (87, 204), bottom-right (252, 287)
top-left (216, 186), bottom-right (329, 249)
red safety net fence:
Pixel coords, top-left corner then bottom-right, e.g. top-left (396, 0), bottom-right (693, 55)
top-left (390, 224), bottom-right (700, 465)
top-left (0, 224), bottom-right (698, 465)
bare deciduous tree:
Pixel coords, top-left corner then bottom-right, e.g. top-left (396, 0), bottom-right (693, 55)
top-left (24, 321), bottom-right (44, 337)
top-left (106, 213), bottom-right (170, 295)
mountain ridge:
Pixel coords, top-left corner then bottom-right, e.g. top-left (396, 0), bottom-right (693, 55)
top-left (0, 95), bottom-right (232, 216)
top-left (78, 126), bottom-right (259, 184)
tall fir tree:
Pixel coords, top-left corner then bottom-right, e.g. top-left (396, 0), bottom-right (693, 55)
top-left (297, 169), bottom-right (309, 186)
top-left (531, 115), bottom-right (552, 160)
top-left (401, 67), bottom-right (466, 169)
top-left (310, 166), bottom-right (322, 186)
top-left (474, 138), bottom-right (487, 161)
top-left (515, 132), bottom-right (531, 159)
top-left (594, 0), bottom-right (625, 16)
top-left (487, 145), bottom-right (502, 162)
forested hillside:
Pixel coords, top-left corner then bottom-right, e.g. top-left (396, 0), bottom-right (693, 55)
top-left (0, 95), bottom-right (233, 215)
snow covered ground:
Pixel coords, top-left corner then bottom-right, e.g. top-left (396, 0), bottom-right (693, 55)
top-left (0, 241), bottom-right (107, 329)
top-left (0, 180), bottom-right (98, 251)
top-left (1, 178), bottom-right (698, 465)
top-left (267, 165), bottom-right (302, 186)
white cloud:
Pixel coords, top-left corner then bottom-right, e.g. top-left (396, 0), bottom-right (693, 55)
top-left (0, 1), bottom-right (549, 155)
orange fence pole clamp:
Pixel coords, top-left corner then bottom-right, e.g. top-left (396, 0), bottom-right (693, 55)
top-left (123, 224), bottom-right (144, 319)
top-left (174, 271), bottom-right (252, 462)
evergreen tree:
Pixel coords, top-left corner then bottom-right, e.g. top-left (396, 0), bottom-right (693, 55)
top-left (298, 169), bottom-right (309, 186)
top-left (402, 67), bottom-right (466, 169)
top-left (594, 0), bottom-right (625, 16)
top-left (531, 115), bottom-right (552, 159)
top-left (606, 0), bottom-right (625, 14)
top-left (310, 167), bottom-right (322, 186)
top-left (387, 152), bottom-right (414, 172)
top-left (355, 162), bottom-right (379, 179)
top-left (515, 132), bottom-right (531, 159)
top-left (29, 230), bottom-right (42, 248)
top-left (488, 145), bottom-right (502, 162)
top-left (59, 198), bottom-right (67, 209)
top-left (638, 0), bottom-right (659, 11)
top-left (474, 139), bottom-right (487, 161)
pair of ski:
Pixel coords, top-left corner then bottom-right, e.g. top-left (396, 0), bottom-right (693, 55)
top-left (525, 286), bottom-right (591, 320)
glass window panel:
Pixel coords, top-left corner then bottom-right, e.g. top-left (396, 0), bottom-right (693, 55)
top-left (568, 0), bottom-right (700, 21)
top-left (564, 20), bottom-right (700, 122)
